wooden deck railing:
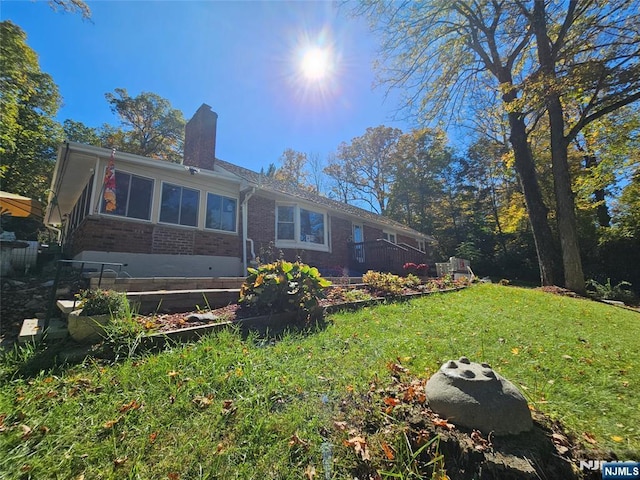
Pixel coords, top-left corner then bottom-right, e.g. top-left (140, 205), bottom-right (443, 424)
top-left (347, 240), bottom-right (429, 275)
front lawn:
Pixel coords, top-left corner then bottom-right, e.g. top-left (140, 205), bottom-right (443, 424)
top-left (1, 284), bottom-right (638, 478)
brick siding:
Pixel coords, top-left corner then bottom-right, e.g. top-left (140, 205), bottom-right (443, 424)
top-left (69, 217), bottom-right (239, 257)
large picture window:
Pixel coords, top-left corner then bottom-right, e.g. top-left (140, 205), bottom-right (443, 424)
top-left (101, 171), bottom-right (153, 220)
top-left (159, 183), bottom-right (199, 227)
top-left (205, 193), bottom-right (237, 232)
top-left (276, 204), bottom-right (327, 248)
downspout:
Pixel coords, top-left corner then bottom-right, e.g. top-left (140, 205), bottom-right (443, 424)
top-left (241, 187), bottom-right (256, 273)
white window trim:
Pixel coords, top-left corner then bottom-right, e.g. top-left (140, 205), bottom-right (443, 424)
top-left (382, 230), bottom-right (397, 243)
top-left (204, 191), bottom-right (239, 234)
top-left (275, 203), bottom-right (329, 252)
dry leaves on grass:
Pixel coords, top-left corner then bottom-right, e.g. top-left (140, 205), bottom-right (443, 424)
top-left (344, 435), bottom-right (371, 461)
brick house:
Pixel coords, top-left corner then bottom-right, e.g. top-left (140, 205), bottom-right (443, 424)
top-left (45, 104), bottom-right (433, 277)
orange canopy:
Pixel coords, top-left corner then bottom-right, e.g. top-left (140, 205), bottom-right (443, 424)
top-left (0, 191), bottom-right (44, 220)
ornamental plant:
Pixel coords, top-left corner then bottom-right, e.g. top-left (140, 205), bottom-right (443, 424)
top-left (75, 289), bottom-right (128, 317)
top-left (402, 262), bottom-right (428, 276)
top-left (362, 270), bottom-right (405, 296)
top-left (238, 260), bottom-right (332, 316)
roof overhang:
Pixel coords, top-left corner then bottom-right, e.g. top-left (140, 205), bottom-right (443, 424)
top-left (45, 142), bottom-right (241, 225)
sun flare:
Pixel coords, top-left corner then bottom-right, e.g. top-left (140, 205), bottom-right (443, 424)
top-left (300, 46), bottom-right (332, 81)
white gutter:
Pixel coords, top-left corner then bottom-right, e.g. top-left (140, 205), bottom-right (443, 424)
top-left (241, 187), bottom-right (256, 273)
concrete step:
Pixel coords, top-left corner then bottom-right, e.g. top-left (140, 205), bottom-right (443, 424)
top-left (19, 318), bottom-right (68, 344)
top-left (57, 289), bottom-right (241, 317)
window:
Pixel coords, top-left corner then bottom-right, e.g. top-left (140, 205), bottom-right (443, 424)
top-left (206, 193), bottom-right (237, 232)
top-left (382, 231), bottom-right (396, 243)
top-left (417, 239), bottom-right (426, 252)
top-left (101, 171), bottom-right (153, 220)
top-left (277, 206), bottom-right (295, 240)
top-left (276, 204), bottom-right (327, 248)
top-left (160, 183), bottom-right (199, 227)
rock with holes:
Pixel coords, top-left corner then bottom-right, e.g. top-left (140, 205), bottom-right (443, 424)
top-left (425, 356), bottom-right (533, 435)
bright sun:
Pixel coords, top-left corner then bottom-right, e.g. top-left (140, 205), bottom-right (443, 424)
top-left (300, 47), bottom-right (332, 81)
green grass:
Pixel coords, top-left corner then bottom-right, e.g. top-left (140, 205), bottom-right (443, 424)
top-left (1, 284), bottom-right (639, 478)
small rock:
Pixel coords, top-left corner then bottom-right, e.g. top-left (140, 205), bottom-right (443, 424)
top-left (186, 313), bottom-right (219, 322)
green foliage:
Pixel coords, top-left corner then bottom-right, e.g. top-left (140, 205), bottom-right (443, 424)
top-left (362, 270), bottom-right (405, 296)
top-left (325, 286), bottom-right (374, 304)
top-left (0, 21), bottom-right (63, 201)
top-left (586, 278), bottom-right (637, 304)
top-left (239, 260), bottom-right (331, 316)
top-left (75, 289), bottom-right (128, 317)
top-left (325, 125), bottom-right (403, 214)
top-left (103, 88), bottom-right (185, 162)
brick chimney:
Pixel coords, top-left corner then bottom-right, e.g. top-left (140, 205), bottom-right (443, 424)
top-left (184, 103), bottom-right (218, 171)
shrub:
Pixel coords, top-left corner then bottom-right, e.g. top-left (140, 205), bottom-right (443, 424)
top-left (239, 260), bottom-right (332, 316)
top-left (76, 289), bottom-right (128, 317)
top-left (402, 262), bottom-right (428, 276)
top-left (403, 273), bottom-right (422, 289)
top-left (362, 270), bottom-right (405, 296)
top-left (586, 278), bottom-right (636, 304)
top-left (325, 287), bottom-right (374, 304)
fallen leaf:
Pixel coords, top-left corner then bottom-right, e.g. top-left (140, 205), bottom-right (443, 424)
top-left (192, 395), bottom-right (213, 409)
top-left (103, 417), bottom-right (122, 429)
top-left (511, 347), bottom-right (519, 355)
top-left (222, 399), bottom-right (236, 415)
top-left (383, 397), bottom-right (400, 407)
top-left (168, 473), bottom-right (180, 480)
top-left (167, 371), bottom-right (179, 378)
top-left (344, 435), bottom-right (371, 461)
top-left (289, 433), bottom-right (310, 449)
top-left (562, 354), bottom-right (573, 360)
top-left (432, 417), bottom-right (455, 430)
top-left (20, 424), bottom-right (32, 440)
top-left (334, 421), bottom-right (348, 431)
top-left (551, 433), bottom-right (570, 446)
top-left (611, 435), bottom-right (624, 443)
top-left (555, 445), bottom-right (569, 455)
top-left (381, 441), bottom-right (395, 460)
top-left (149, 431), bottom-right (158, 444)
top-left (387, 362), bottom-right (409, 374)
top-left (582, 432), bottom-right (597, 444)
top-left (304, 464), bottom-right (316, 479)
top-left (113, 456), bottom-right (127, 467)
top-left (119, 400), bottom-right (142, 413)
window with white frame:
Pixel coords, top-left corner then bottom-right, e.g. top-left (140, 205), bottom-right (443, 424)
top-left (417, 239), bottom-right (427, 252)
top-left (382, 231), bottom-right (396, 243)
top-left (101, 171), bottom-right (153, 220)
top-left (276, 204), bottom-right (327, 247)
top-left (159, 183), bottom-right (199, 227)
top-left (205, 192), bottom-right (237, 232)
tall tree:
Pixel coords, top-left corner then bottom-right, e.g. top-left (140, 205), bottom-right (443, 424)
top-left (48, 0), bottom-right (91, 19)
top-left (63, 119), bottom-right (101, 146)
top-left (274, 148), bottom-right (310, 188)
top-left (104, 88), bottom-right (186, 163)
top-left (354, 0), bottom-right (640, 291)
top-left (522, 0), bottom-right (640, 292)
top-left (0, 21), bottom-right (62, 201)
top-left (328, 126), bottom-right (402, 214)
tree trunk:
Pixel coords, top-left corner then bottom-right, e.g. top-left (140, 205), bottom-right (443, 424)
top-left (532, 0), bottom-right (585, 294)
top-left (585, 155), bottom-right (612, 227)
top-left (507, 113), bottom-right (559, 286)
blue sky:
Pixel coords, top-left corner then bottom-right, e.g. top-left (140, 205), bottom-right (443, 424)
top-left (3, 0), bottom-right (414, 173)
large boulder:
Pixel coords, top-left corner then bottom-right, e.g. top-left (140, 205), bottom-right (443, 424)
top-left (425, 356), bottom-right (533, 435)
